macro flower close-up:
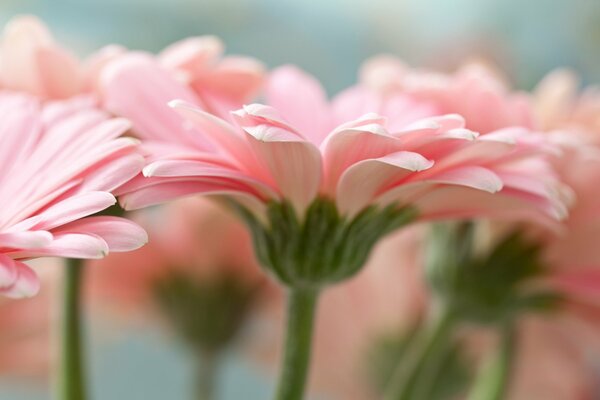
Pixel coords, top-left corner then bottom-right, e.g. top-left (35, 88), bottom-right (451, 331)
top-left (1, 1), bottom-right (600, 400)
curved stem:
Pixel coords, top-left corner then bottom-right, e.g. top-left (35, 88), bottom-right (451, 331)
top-left (274, 287), bottom-right (319, 400)
top-left (58, 258), bottom-right (87, 400)
top-left (383, 306), bottom-right (456, 400)
top-left (195, 351), bottom-right (219, 400)
top-left (467, 324), bottom-right (516, 400)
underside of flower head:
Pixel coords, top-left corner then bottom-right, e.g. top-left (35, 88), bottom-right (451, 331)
top-left (105, 62), bottom-right (570, 287)
top-left (230, 197), bottom-right (417, 287)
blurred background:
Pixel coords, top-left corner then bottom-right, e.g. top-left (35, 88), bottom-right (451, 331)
top-left (1, 0), bottom-right (600, 398)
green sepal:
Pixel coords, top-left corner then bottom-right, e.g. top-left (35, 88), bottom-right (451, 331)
top-left (152, 271), bottom-right (260, 353)
top-left (427, 223), bottom-right (564, 326)
top-left (229, 198), bottom-right (417, 288)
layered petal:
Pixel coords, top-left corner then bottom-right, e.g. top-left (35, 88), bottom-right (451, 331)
top-left (0, 91), bottom-right (145, 297)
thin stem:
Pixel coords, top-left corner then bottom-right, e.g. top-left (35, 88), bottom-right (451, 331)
top-left (195, 351), bottom-right (219, 400)
top-left (274, 287), bottom-right (319, 400)
top-left (57, 258), bottom-right (87, 400)
top-left (383, 306), bottom-right (456, 400)
top-left (467, 324), bottom-right (516, 400)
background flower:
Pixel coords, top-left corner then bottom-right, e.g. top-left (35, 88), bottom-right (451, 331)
top-left (0, 92), bottom-right (146, 297)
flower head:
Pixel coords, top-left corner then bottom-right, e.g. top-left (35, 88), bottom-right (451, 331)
top-left (533, 68), bottom-right (600, 144)
top-left (106, 63), bottom-right (566, 286)
top-left (359, 55), bottom-right (534, 134)
top-left (159, 36), bottom-right (265, 117)
top-left (0, 92), bottom-right (147, 298)
top-left (88, 197), bottom-right (267, 353)
top-left (0, 15), bottom-right (123, 100)
top-left (89, 197), bottom-right (265, 315)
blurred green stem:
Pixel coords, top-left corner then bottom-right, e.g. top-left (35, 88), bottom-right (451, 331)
top-left (383, 305), bottom-right (456, 400)
top-left (274, 288), bottom-right (319, 400)
top-left (467, 324), bottom-right (516, 400)
top-left (196, 351), bottom-right (219, 400)
top-left (58, 258), bottom-right (87, 400)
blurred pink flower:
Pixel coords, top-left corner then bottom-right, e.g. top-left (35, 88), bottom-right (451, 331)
top-left (0, 263), bottom-right (58, 378)
top-left (533, 69), bottom-right (600, 144)
top-left (0, 15), bottom-right (123, 100)
top-left (505, 315), bottom-right (598, 400)
top-left (0, 92), bottom-right (147, 298)
top-left (88, 197), bottom-right (265, 318)
top-left (104, 64), bottom-right (565, 227)
top-left (159, 36), bottom-right (265, 117)
top-left (359, 55), bottom-right (534, 134)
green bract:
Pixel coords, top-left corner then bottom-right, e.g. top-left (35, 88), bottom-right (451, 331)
top-left (426, 223), bottom-right (563, 326)
top-left (230, 198), bottom-right (417, 288)
top-left (153, 271), bottom-right (259, 353)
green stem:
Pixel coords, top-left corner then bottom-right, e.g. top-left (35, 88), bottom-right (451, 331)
top-left (195, 351), bottom-right (219, 400)
top-left (467, 324), bottom-right (516, 400)
top-left (383, 306), bottom-right (456, 400)
top-left (58, 258), bottom-right (87, 400)
top-left (274, 287), bottom-right (319, 400)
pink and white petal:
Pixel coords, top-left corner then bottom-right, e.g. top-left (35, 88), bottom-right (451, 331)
top-left (82, 44), bottom-right (127, 93)
top-left (0, 15), bottom-right (81, 99)
top-left (42, 94), bottom-right (97, 127)
top-left (159, 36), bottom-right (223, 73)
top-left (0, 260), bottom-right (40, 298)
top-left (36, 46), bottom-right (84, 99)
top-left (337, 151), bottom-right (434, 215)
top-left (330, 86), bottom-right (386, 125)
top-left (266, 66), bottom-right (332, 143)
top-left (10, 233), bottom-right (109, 259)
top-left (320, 122), bottom-right (401, 193)
top-left (232, 103), bottom-right (305, 137)
top-left (372, 166), bottom-right (503, 215)
top-left (395, 114), bottom-right (466, 137)
top-left (0, 253), bottom-right (18, 288)
top-left (418, 166), bottom-right (503, 193)
top-left (34, 191), bottom-right (116, 230)
top-left (79, 153), bottom-right (145, 193)
top-left (100, 53), bottom-right (204, 146)
top-left (119, 178), bottom-right (268, 211)
top-left (56, 216), bottom-right (148, 252)
top-left (409, 186), bottom-right (562, 228)
top-left (202, 55), bottom-right (265, 103)
top-left (242, 124), bottom-right (322, 212)
top-left (169, 100), bottom-right (256, 168)
top-left (0, 95), bottom-right (42, 178)
top-left (429, 139), bottom-right (512, 169)
top-left (37, 137), bottom-right (140, 195)
top-left (0, 230), bottom-right (53, 249)
top-left (143, 159), bottom-right (279, 199)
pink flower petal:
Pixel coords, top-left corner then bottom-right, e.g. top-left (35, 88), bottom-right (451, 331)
top-left (0, 254), bottom-right (18, 288)
top-left (0, 231), bottom-right (53, 249)
top-left (10, 233), bottom-right (109, 259)
top-left (34, 191), bottom-right (116, 230)
top-left (321, 121), bottom-right (399, 194)
top-left (241, 123), bottom-right (322, 212)
top-left (169, 100), bottom-right (256, 168)
top-left (337, 151), bottom-right (434, 215)
top-left (100, 52), bottom-right (204, 146)
top-left (266, 65), bottom-right (332, 144)
top-left (55, 216), bottom-right (148, 252)
top-left (0, 260), bottom-right (40, 298)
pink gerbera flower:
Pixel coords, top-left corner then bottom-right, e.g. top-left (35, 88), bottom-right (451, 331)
top-left (0, 15), bottom-right (123, 100)
top-left (102, 61), bottom-right (567, 287)
top-left (0, 92), bottom-right (147, 298)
